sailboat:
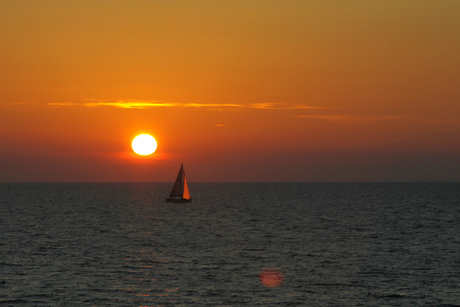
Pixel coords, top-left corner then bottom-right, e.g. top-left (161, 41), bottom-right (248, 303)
top-left (166, 164), bottom-right (192, 203)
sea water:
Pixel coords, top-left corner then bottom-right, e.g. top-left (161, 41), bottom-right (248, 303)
top-left (1, 182), bottom-right (459, 306)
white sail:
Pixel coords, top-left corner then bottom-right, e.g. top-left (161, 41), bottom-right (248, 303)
top-left (182, 175), bottom-right (191, 200)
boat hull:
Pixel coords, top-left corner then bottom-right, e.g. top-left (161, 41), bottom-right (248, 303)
top-left (166, 197), bottom-right (192, 203)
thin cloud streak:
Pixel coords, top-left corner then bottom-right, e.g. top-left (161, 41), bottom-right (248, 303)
top-left (298, 114), bottom-right (460, 125)
top-left (298, 114), bottom-right (408, 123)
top-left (47, 100), bottom-right (325, 110)
top-left (48, 101), bottom-right (178, 108)
top-left (248, 103), bottom-right (327, 110)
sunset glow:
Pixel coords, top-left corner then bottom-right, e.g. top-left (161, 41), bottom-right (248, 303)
top-left (0, 1), bottom-right (459, 182)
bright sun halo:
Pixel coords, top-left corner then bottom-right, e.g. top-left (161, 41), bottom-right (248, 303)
top-left (132, 134), bottom-right (157, 156)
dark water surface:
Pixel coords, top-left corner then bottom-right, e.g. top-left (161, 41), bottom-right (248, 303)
top-left (1, 183), bottom-right (459, 306)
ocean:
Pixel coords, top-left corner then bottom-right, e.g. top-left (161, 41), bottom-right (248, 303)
top-left (1, 182), bottom-right (459, 306)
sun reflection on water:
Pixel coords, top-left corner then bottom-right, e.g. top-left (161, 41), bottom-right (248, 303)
top-left (260, 268), bottom-right (284, 288)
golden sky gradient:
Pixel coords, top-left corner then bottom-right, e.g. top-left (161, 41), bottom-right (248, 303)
top-left (1, 0), bottom-right (459, 181)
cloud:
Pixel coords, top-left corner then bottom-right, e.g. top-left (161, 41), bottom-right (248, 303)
top-left (297, 114), bottom-right (408, 123)
top-left (298, 114), bottom-right (460, 125)
top-left (48, 101), bottom-right (178, 109)
top-left (248, 102), bottom-right (327, 110)
top-left (46, 100), bottom-right (325, 110)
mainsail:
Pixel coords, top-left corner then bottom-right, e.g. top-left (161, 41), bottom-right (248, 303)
top-left (166, 164), bottom-right (191, 202)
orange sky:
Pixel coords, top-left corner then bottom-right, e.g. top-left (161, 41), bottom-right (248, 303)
top-left (1, 0), bottom-right (459, 182)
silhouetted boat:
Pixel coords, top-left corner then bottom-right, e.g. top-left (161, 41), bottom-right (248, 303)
top-left (166, 164), bottom-right (192, 203)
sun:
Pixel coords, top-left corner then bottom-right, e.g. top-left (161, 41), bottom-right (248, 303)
top-left (132, 134), bottom-right (157, 156)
